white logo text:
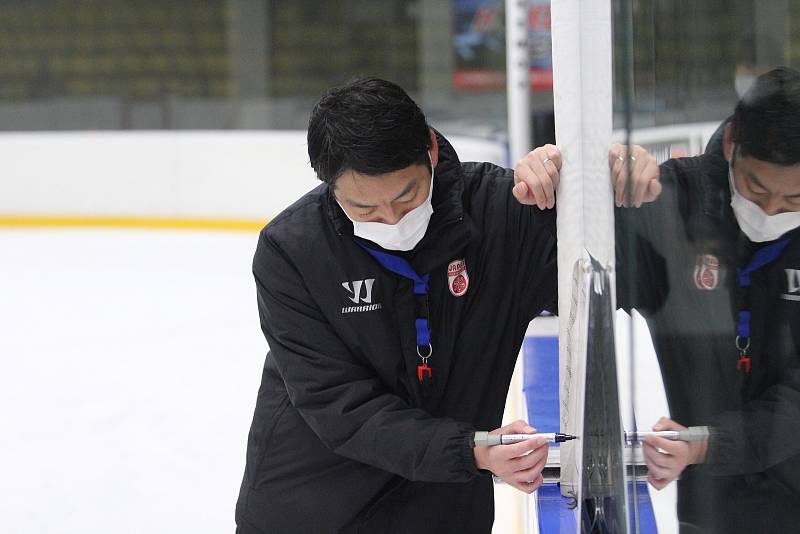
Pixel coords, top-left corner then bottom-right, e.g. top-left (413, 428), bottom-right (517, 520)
top-left (782, 269), bottom-right (800, 301)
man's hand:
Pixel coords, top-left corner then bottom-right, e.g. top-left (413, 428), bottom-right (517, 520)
top-left (513, 144), bottom-right (562, 210)
top-left (513, 143), bottom-right (661, 209)
top-left (473, 419), bottom-right (549, 494)
top-left (608, 143), bottom-right (661, 207)
top-left (644, 416), bottom-right (708, 491)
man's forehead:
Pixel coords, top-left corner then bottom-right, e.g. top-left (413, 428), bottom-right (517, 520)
top-left (335, 166), bottom-right (425, 204)
top-left (739, 157), bottom-right (800, 192)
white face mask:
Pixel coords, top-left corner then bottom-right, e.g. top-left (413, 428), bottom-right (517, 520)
top-left (338, 154), bottom-right (435, 251)
top-left (728, 151), bottom-right (800, 242)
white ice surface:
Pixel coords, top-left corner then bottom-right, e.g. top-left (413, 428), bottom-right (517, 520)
top-left (1, 229), bottom-right (265, 533)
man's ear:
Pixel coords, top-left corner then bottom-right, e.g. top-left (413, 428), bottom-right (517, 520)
top-left (429, 129), bottom-right (439, 167)
top-left (723, 123), bottom-right (734, 162)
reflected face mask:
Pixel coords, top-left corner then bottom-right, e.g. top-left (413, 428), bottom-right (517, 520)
top-left (339, 154), bottom-right (435, 251)
top-left (728, 149), bottom-right (800, 242)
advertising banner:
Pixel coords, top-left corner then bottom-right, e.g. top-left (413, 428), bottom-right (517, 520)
top-left (453, 0), bottom-right (552, 91)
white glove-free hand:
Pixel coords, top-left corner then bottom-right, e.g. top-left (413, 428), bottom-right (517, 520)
top-left (513, 143), bottom-right (661, 209)
top-left (644, 416), bottom-right (708, 490)
top-left (608, 143), bottom-right (661, 208)
top-left (513, 144), bottom-right (562, 210)
top-left (473, 419), bottom-right (549, 494)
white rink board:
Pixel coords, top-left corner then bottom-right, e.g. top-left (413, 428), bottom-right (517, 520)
top-left (0, 130), bottom-right (507, 219)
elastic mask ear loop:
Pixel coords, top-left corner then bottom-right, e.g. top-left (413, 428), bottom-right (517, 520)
top-left (729, 143), bottom-right (740, 194)
top-left (426, 151), bottom-right (435, 195)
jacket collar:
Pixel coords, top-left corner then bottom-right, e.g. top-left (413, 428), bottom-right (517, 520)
top-left (699, 118), bottom-right (733, 223)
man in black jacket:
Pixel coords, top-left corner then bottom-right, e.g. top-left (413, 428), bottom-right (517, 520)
top-left (235, 78), bottom-right (563, 533)
top-left (615, 67), bottom-right (800, 532)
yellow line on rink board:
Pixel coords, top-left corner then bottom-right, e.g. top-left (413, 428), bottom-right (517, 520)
top-left (0, 215), bottom-right (266, 232)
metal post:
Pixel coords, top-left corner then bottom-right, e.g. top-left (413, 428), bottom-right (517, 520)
top-left (506, 0), bottom-right (531, 164)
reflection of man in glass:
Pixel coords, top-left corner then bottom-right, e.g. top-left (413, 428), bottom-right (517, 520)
top-left (517, 67), bottom-right (800, 532)
top-left (618, 67), bottom-right (800, 533)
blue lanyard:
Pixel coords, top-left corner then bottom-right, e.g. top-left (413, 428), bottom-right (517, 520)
top-left (734, 237), bottom-right (791, 372)
top-left (358, 245), bottom-right (434, 382)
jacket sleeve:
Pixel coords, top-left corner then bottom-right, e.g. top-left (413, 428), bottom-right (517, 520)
top-left (467, 163), bottom-right (558, 320)
top-left (614, 205), bottom-right (670, 314)
top-left (253, 231), bottom-right (479, 483)
top-left (510, 188), bottom-right (559, 320)
top-left (706, 368), bottom-right (800, 476)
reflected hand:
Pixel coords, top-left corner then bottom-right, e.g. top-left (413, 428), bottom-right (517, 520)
top-left (644, 416), bottom-right (708, 490)
top-left (513, 144), bottom-right (562, 209)
top-left (608, 143), bottom-right (661, 207)
top-left (473, 419), bottom-right (549, 494)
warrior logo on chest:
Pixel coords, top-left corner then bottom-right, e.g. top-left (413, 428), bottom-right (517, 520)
top-left (782, 269), bottom-right (800, 301)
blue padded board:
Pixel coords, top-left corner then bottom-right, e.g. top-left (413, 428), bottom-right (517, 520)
top-left (537, 482), bottom-right (658, 533)
top-left (523, 334), bottom-right (658, 533)
top-left (523, 335), bottom-right (560, 433)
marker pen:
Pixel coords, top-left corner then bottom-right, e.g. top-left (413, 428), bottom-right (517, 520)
top-left (473, 431), bottom-right (577, 447)
top-left (625, 426), bottom-right (709, 442)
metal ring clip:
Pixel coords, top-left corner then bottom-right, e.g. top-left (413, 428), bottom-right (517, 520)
top-left (735, 336), bottom-right (750, 352)
top-left (416, 343), bottom-right (432, 359)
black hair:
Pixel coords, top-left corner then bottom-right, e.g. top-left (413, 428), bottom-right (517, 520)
top-left (732, 67), bottom-right (800, 165)
top-left (307, 77), bottom-right (432, 184)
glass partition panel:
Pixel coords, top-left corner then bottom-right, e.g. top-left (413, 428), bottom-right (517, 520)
top-left (615, 1), bottom-right (800, 532)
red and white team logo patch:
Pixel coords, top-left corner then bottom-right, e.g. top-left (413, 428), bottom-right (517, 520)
top-left (447, 259), bottom-right (469, 297)
top-left (693, 254), bottom-right (720, 290)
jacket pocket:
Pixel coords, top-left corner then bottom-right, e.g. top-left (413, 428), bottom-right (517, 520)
top-left (246, 391), bottom-right (291, 489)
top-left (339, 478), bottom-right (408, 533)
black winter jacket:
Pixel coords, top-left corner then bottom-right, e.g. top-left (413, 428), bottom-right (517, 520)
top-left (617, 125), bottom-right (800, 533)
top-left (235, 133), bottom-right (557, 534)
